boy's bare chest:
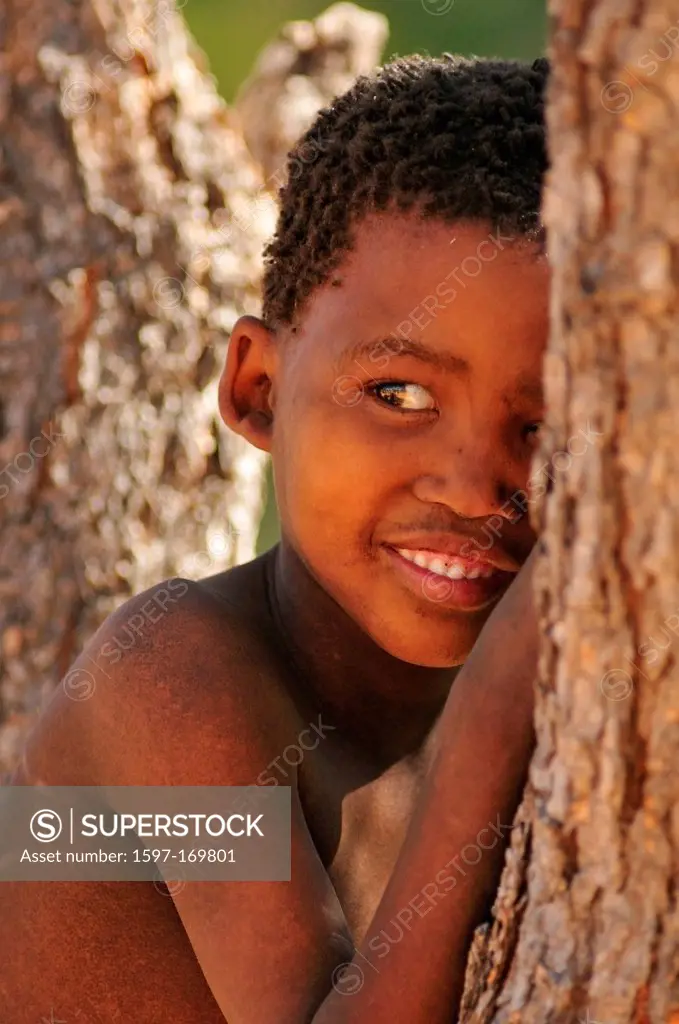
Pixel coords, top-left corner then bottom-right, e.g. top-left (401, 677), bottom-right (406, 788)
top-left (205, 563), bottom-right (430, 941)
top-left (295, 735), bottom-right (425, 944)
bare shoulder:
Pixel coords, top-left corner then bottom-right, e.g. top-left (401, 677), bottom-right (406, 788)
top-left (17, 556), bottom-right (303, 789)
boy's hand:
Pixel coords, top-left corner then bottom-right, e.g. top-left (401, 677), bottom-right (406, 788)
top-left (440, 539), bottom-right (541, 808)
top-left (426, 541), bottom-right (540, 768)
top-left (471, 541), bottom-right (540, 692)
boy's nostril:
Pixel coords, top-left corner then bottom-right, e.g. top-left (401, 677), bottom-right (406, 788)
top-left (497, 481), bottom-right (512, 506)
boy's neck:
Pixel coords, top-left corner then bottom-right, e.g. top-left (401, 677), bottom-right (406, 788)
top-left (264, 539), bottom-right (458, 766)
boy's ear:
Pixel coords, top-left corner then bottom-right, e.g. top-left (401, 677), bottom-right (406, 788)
top-left (218, 315), bottom-right (278, 452)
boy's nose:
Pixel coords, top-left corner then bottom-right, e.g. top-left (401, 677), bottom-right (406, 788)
top-left (411, 451), bottom-right (518, 522)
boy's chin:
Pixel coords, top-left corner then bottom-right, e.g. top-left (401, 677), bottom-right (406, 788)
top-left (366, 617), bottom-right (483, 668)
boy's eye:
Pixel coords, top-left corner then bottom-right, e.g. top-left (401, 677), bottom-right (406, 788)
top-left (368, 381), bottom-right (436, 412)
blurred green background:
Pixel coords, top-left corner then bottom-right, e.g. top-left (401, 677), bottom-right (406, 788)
top-left (186, 0), bottom-right (547, 103)
top-left (183, 0), bottom-right (547, 552)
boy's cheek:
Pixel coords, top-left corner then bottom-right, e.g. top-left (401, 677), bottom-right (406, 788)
top-left (277, 446), bottom-right (374, 554)
top-left (273, 397), bottom-right (408, 552)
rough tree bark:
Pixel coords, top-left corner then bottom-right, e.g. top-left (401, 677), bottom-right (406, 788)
top-left (0, 1), bottom-right (385, 775)
top-left (461, 2), bottom-right (679, 1022)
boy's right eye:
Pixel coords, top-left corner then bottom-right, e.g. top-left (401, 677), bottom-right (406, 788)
top-left (367, 381), bottom-right (437, 412)
top-left (522, 422), bottom-right (543, 445)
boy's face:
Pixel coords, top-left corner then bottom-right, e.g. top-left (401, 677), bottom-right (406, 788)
top-left (228, 213), bottom-right (551, 667)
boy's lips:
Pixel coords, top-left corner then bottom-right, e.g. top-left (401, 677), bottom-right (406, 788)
top-left (380, 534), bottom-right (521, 612)
top-left (383, 532), bottom-right (522, 573)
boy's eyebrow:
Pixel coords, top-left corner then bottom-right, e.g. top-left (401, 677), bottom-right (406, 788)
top-left (337, 336), bottom-right (470, 376)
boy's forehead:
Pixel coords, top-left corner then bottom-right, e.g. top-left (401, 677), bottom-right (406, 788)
top-left (292, 211), bottom-right (550, 361)
top-left (344, 211), bottom-right (546, 287)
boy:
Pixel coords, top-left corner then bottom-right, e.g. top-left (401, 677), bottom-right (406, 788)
top-left (1, 54), bottom-right (549, 1022)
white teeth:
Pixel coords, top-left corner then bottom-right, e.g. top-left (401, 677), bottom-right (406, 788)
top-left (395, 548), bottom-right (495, 581)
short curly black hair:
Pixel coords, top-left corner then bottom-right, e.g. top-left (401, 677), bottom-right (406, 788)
top-left (261, 53), bottom-right (549, 329)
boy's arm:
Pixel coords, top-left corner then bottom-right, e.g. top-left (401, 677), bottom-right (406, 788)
top-left (310, 545), bottom-right (539, 1023)
top-left (170, 550), bottom-right (539, 1024)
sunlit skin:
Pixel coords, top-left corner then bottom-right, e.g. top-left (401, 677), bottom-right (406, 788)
top-left (222, 212), bottom-right (550, 680)
top-left (0, 211), bottom-right (551, 1024)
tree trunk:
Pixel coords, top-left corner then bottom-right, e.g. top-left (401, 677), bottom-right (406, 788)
top-left (461, 2), bottom-right (679, 1021)
top-left (0, 0), bottom-right (385, 775)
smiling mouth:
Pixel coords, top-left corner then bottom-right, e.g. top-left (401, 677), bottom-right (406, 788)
top-left (382, 544), bottom-right (518, 612)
